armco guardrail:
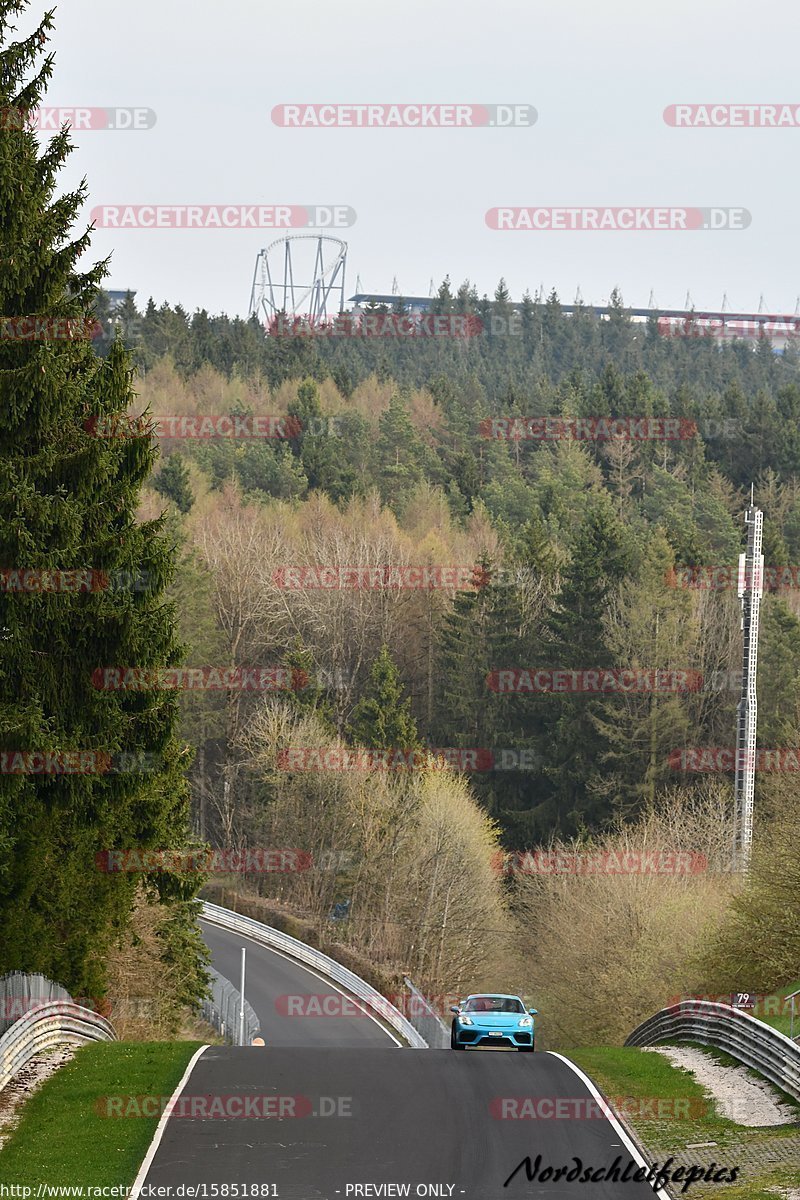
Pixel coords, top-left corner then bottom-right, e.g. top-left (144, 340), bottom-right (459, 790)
top-left (0, 971), bottom-right (71, 1038)
top-left (404, 976), bottom-right (450, 1049)
top-left (200, 901), bottom-right (428, 1048)
top-left (0, 1001), bottom-right (116, 1092)
top-left (202, 965), bottom-right (260, 1046)
top-left (625, 1000), bottom-right (800, 1103)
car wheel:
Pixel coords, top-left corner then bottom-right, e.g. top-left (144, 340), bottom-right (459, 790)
top-left (451, 1024), bottom-right (464, 1050)
top-left (518, 1042), bottom-right (535, 1053)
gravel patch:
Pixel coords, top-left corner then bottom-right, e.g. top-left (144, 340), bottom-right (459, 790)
top-left (642, 1045), bottom-right (796, 1126)
top-left (0, 1044), bottom-right (79, 1150)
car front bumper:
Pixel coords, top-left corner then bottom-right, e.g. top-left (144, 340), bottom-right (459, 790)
top-left (455, 1026), bottom-right (533, 1048)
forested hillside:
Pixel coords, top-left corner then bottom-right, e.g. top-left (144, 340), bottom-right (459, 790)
top-left (99, 285), bottom-right (800, 847)
top-left (3, 0), bottom-right (796, 1048)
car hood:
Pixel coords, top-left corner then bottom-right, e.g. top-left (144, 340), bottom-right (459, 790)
top-left (459, 1012), bottom-right (528, 1029)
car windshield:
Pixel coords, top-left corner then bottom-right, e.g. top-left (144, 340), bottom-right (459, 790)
top-left (463, 996), bottom-right (525, 1014)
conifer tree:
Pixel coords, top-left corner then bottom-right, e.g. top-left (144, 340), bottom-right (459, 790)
top-left (432, 560), bottom-right (541, 833)
top-left (0, 1), bottom-right (201, 995)
top-left (281, 637), bottom-right (337, 735)
top-left (376, 394), bottom-right (427, 512)
top-left (535, 502), bottom-right (632, 831)
top-left (347, 645), bottom-right (419, 751)
top-left (153, 453), bottom-right (194, 513)
top-left (434, 578), bottom-right (496, 749)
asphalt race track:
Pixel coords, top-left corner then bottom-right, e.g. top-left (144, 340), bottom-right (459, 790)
top-left (131, 921), bottom-right (671, 1198)
top-left (137, 1044), bottom-right (667, 1199)
top-left (199, 918), bottom-right (398, 1048)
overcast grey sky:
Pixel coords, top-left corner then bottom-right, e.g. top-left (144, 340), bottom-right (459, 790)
top-left (31, 0), bottom-right (800, 317)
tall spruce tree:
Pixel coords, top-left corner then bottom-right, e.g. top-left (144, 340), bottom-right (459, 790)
top-left (433, 563), bottom-right (534, 833)
top-left (347, 645), bottom-right (419, 751)
top-left (433, 577), bottom-right (496, 751)
top-left (0, 1), bottom-right (201, 995)
top-left (535, 502), bottom-right (632, 832)
top-left (153, 453), bottom-right (194, 513)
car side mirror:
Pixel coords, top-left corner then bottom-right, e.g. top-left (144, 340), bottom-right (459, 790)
top-left (528, 1008), bottom-right (538, 1016)
top-left (450, 1006), bottom-right (460, 1015)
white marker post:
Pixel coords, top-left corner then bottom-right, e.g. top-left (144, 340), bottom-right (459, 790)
top-left (733, 495), bottom-right (763, 873)
top-left (239, 947), bottom-right (246, 1046)
top-left (788, 988), bottom-right (800, 1042)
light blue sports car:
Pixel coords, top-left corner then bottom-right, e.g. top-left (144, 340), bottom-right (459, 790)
top-left (450, 993), bottom-right (537, 1051)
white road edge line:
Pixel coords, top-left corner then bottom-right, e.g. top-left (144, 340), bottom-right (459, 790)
top-left (546, 1052), bottom-right (673, 1200)
top-left (199, 919), bottom-right (404, 1048)
top-left (129, 1044), bottom-right (209, 1200)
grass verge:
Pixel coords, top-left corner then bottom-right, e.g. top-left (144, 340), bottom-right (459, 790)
top-left (0, 1042), bottom-right (202, 1187)
top-left (568, 1046), bottom-right (800, 1198)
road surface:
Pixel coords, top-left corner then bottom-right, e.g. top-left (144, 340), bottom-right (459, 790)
top-left (200, 917), bottom-right (398, 1048)
top-left (137, 921), bottom-right (672, 1197)
top-left (136, 1043), bottom-right (668, 1199)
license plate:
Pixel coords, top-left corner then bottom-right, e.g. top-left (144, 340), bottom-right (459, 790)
top-left (489, 1031), bottom-right (502, 1036)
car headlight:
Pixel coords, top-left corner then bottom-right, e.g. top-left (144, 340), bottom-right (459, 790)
top-left (459, 1015), bottom-right (474, 1025)
top-left (518, 1016), bottom-right (533, 1027)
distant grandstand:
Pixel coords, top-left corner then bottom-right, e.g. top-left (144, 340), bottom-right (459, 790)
top-left (348, 293), bottom-right (800, 350)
